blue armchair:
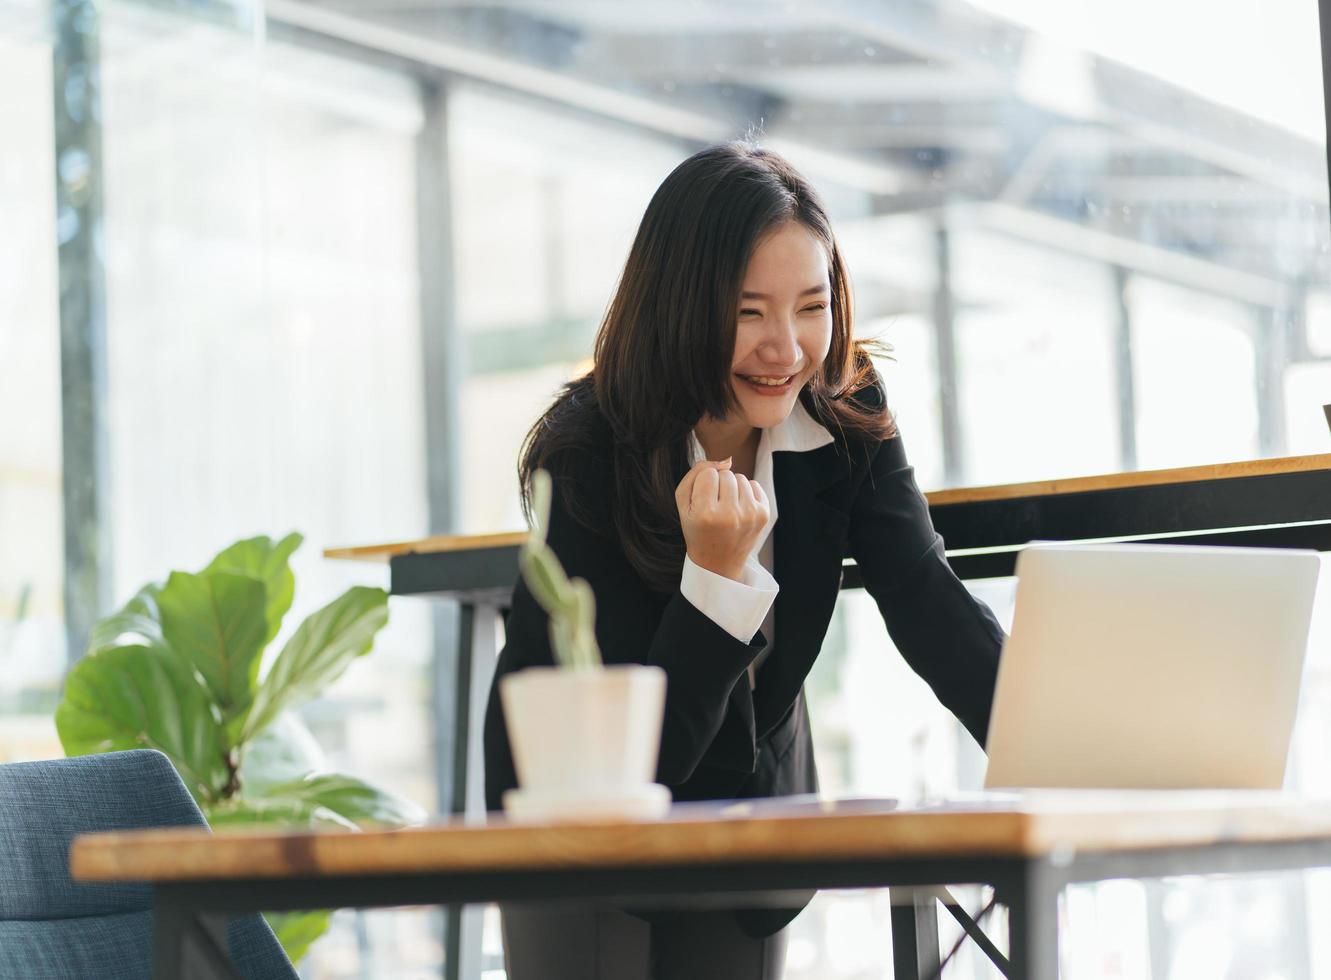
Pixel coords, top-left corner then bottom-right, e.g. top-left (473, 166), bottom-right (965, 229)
top-left (0, 749), bottom-right (298, 980)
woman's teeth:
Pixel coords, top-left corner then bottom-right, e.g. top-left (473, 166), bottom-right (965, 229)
top-left (741, 375), bottom-right (792, 386)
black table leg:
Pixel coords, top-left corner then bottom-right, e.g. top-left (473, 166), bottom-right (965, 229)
top-left (152, 891), bottom-right (243, 980)
top-left (152, 893), bottom-right (187, 980)
top-left (438, 601), bottom-right (502, 980)
top-left (1004, 860), bottom-right (1063, 980)
top-left (891, 887), bottom-right (941, 979)
top-left (441, 601), bottom-right (476, 980)
top-left (190, 913), bottom-right (244, 980)
top-left (941, 894), bottom-right (1011, 977)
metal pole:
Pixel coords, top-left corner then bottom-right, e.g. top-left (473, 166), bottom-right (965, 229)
top-left (1111, 265), bottom-right (1139, 471)
top-left (416, 77), bottom-right (472, 979)
top-left (1254, 301), bottom-right (1291, 458)
top-left (52, 0), bottom-right (111, 665)
top-left (417, 80), bottom-right (462, 539)
top-left (1319, 0), bottom-right (1331, 214)
top-left (1003, 860), bottom-right (1062, 980)
top-left (932, 222), bottom-right (965, 486)
top-left (890, 887), bottom-right (941, 980)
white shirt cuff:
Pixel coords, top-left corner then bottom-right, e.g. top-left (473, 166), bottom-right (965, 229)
top-left (680, 554), bottom-right (779, 644)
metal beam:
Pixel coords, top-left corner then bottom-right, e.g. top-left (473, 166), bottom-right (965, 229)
top-left (772, 123), bottom-right (1009, 153)
top-left (418, 81), bottom-right (461, 538)
top-left (261, 0), bottom-right (908, 194)
top-left (1321, 0), bottom-right (1331, 206)
top-left (569, 28), bottom-right (921, 80)
top-left (264, 0), bottom-right (727, 139)
top-left (1256, 301), bottom-right (1293, 457)
top-left (932, 223), bottom-right (965, 486)
top-left (1090, 175), bottom-right (1325, 204)
top-left (889, 888), bottom-right (941, 979)
top-left (1112, 266), bottom-right (1138, 470)
top-left (415, 79), bottom-right (474, 980)
top-left (1094, 59), bottom-right (1328, 203)
top-left (971, 202), bottom-right (1297, 309)
top-left (52, 0), bottom-right (110, 665)
top-left (826, 0), bottom-right (1028, 76)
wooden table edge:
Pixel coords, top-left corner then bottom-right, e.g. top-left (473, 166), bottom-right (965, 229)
top-left (325, 454), bottom-right (1331, 563)
top-left (324, 530), bottom-right (526, 564)
top-left (68, 804), bottom-right (1331, 884)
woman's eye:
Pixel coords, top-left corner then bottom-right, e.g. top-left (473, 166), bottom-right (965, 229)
top-left (804, 303), bottom-right (828, 313)
top-left (739, 309), bottom-right (761, 317)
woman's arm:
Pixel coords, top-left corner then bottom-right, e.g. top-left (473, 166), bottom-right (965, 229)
top-left (495, 452), bottom-right (767, 788)
top-left (846, 434), bottom-right (1006, 748)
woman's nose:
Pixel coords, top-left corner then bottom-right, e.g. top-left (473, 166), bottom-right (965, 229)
top-left (759, 317), bottom-right (800, 366)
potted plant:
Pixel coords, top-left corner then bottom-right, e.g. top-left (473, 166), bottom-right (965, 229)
top-left (499, 470), bottom-right (670, 821)
top-left (54, 532), bottom-right (424, 963)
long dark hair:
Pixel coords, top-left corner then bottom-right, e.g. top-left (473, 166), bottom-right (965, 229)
top-left (519, 140), bottom-right (895, 592)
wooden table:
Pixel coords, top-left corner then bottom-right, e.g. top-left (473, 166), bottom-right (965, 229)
top-left (324, 453), bottom-right (1331, 980)
top-left (71, 792), bottom-right (1331, 980)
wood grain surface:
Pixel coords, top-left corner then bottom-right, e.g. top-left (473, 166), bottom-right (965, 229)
top-left (324, 454), bottom-right (1331, 563)
top-left (924, 452), bottom-right (1331, 507)
top-left (323, 530), bottom-right (526, 564)
top-left (70, 793), bottom-right (1331, 884)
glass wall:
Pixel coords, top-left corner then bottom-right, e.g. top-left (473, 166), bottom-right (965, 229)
top-left (0, 19), bottom-right (64, 759)
top-left (449, 84), bottom-right (685, 534)
top-left (100, 3), bottom-right (439, 973)
top-left (5, 0), bottom-right (1331, 975)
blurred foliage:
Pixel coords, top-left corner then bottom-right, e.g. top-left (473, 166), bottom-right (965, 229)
top-left (55, 533), bottom-right (424, 963)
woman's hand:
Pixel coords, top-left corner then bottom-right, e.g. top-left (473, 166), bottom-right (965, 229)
top-left (674, 457), bottom-right (771, 582)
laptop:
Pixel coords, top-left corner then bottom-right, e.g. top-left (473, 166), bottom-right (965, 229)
top-left (983, 542), bottom-right (1322, 791)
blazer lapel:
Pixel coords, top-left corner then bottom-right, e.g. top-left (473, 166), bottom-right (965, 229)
top-left (754, 442), bottom-right (851, 736)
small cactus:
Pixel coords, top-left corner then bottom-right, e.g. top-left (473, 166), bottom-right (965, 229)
top-left (521, 470), bottom-right (603, 671)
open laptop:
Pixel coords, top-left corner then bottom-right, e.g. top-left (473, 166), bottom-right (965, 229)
top-left (983, 542), bottom-right (1322, 791)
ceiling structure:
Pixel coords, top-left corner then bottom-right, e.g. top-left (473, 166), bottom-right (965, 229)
top-left (269, 0), bottom-right (1331, 313)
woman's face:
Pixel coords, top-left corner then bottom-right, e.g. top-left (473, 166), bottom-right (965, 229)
top-left (728, 221), bottom-right (834, 430)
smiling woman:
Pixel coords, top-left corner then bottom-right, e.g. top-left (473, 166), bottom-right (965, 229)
top-left (485, 140), bottom-right (1006, 980)
top-left (523, 142), bottom-right (893, 595)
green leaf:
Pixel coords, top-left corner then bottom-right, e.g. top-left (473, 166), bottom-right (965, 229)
top-left (521, 544), bottom-right (573, 611)
top-left (207, 772), bottom-right (423, 831)
top-left (204, 532), bottom-right (303, 647)
top-left (241, 773), bottom-right (426, 828)
top-left (569, 578), bottom-right (602, 669)
top-left (87, 584), bottom-right (165, 655)
top-left (156, 570), bottom-right (268, 739)
top-left (205, 794), bottom-right (358, 831)
top-left (241, 587), bottom-right (388, 743)
top-left (237, 712), bottom-right (327, 797)
top-left (264, 910), bottom-right (332, 966)
top-left (56, 644), bottom-right (229, 803)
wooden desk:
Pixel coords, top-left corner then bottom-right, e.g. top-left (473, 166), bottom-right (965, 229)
top-left (71, 792), bottom-right (1331, 980)
top-left (324, 452), bottom-right (1331, 980)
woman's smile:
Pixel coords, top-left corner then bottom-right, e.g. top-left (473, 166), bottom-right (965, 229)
top-left (735, 372), bottom-right (796, 396)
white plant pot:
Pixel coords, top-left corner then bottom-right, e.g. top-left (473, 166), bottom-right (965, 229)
top-left (499, 663), bottom-right (671, 821)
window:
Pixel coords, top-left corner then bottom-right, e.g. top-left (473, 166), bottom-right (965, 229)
top-left (9, 0), bottom-right (1331, 975)
top-left (0, 19), bottom-right (63, 757)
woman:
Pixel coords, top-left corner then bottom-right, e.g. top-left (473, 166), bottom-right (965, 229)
top-left (482, 140), bottom-right (1006, 979)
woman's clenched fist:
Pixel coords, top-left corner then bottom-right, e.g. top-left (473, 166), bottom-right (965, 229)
top-left (674, 457), bottom-right (770, 582)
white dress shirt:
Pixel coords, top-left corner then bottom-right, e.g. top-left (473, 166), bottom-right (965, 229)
top-left (680, 399), bottom-right (835, 688)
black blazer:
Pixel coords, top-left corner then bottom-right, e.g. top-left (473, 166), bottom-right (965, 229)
top-left (482, 390), bottom-right (1005, 935)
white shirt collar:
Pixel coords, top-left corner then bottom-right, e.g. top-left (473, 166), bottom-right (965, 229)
top-left (683, 400), bottom-right (830, 685)
top-left (686, 398), bottom-right (833, 466)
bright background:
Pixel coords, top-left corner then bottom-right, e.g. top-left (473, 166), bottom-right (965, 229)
top-left (3, 0), bottom-right (1331, 976)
